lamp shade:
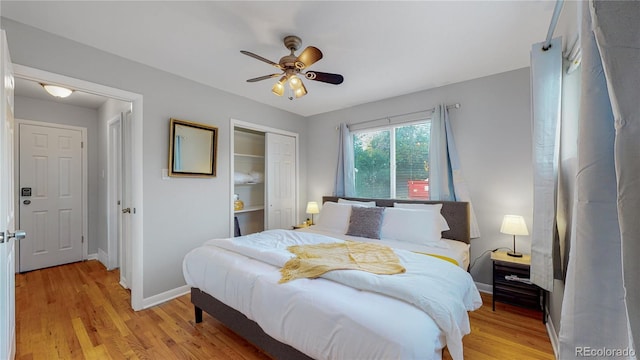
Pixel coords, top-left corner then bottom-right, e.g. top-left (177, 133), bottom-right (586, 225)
top-left (500, 215), bottom-right (529, 236)
top-left (271, 82), bottom-right (284, 96)
top-left (294, 81), bottom-right (307, 98)
top-left (288, 75), bottom-right (302, 89)
top-left (306, 201), bottom-right (319, 214)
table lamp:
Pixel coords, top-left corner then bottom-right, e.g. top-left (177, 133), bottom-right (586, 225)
top-left (500, 215), bottom-right (528, 257)
top-left (306, 201), bottom-right (320, 225)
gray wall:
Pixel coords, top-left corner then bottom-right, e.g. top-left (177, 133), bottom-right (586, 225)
top-left (2, 18), bottom-right (308, 298)
top-left (14, 95), bottom-right (100, 255)
top-left (306, 68), bottom-right (534, 285)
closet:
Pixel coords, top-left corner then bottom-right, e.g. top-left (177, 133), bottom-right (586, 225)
top-left (232, 122), bottom-right (298, 236)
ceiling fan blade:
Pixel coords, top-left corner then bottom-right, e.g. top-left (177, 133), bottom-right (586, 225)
top-left (304, 71), bottom-right (344, 85)
top-left (240, 50), bottom-right (282, 68)
top-left (246, 74), bottom-right (281, 83)
top-left (295, 46), bottom-right (323, 69)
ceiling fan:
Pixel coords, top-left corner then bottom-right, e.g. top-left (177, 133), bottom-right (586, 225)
top-left (241, 35), bottom-right (344, 100)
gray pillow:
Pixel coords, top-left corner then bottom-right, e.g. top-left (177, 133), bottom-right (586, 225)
top-left (345, 206), bottom-right (385, 239)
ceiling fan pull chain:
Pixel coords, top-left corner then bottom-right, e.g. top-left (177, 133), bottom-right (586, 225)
top-left (287, 86), bottom-right (294, 101)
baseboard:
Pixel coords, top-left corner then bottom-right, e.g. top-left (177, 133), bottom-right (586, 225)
top-left (87, 252), bottom-right (99, 261)
top-left (142, 284), bottom-right (191, 309)
top-left (96, 248), bottom-right (108, 268)
top-left (546, 316), bottom-right (559, 359)
top-left (475, 281), bottom-right (492, 294)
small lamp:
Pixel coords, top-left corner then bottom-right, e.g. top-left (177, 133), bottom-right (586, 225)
top-left (306, 201), bottom-right (320, 225)
top-left (500, 215), bottom-right (529, 257)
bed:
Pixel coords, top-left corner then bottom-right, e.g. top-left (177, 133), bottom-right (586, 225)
top-left (183, 197), bottom-right (482, 360)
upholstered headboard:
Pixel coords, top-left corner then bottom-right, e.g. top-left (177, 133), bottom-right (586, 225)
top-left (322, 196), bottom-right (471, 244)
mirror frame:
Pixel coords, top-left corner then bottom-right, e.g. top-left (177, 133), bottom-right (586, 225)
top-left (168, 118), bottom-right (218, 177)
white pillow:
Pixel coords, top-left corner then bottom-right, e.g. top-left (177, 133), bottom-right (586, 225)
top-left (380, 207), bottom-right (442, 245)
top-left (393, 203), bottom-right (450, 231)
top-left (338, 198), bottom-right (377, 207)
top-left (314, 202), bottom-right (353, 234)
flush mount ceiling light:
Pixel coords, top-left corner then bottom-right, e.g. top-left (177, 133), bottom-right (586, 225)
top-left (241, 35), bottom-right (343, 100)
top-left (41, 83), bottom-right (74, 98)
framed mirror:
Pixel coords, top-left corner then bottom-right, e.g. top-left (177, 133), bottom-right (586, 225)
top-left (168, 118), bottom-right (218, 177)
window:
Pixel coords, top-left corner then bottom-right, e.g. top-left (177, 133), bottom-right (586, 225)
top-left (353, 121), bottom-right (430, 199)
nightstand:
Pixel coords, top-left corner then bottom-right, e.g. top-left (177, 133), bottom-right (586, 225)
top-left (491, 250), bottom-right (546, 323)
top-left (292, 223), bottom-right (309, 230)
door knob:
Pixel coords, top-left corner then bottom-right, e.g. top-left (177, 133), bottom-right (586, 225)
top-left (0, 230), bottom-right (26, 243)
top-left (9, 230), bottom-right (26, 239)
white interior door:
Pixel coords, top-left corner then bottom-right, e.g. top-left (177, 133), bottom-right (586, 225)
top-left (0, 29), bottom-right (18, 360)
top-left (120, 110), bottom-right (133, 288)
top-left (18, 123), bottom-right (83, 272)
top-left (266, 133), bottom-right (296, 229)
top-left (107, 115), bottom-right (122, 270)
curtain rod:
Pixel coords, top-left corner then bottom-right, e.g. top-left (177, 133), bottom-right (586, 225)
top-left (542, 0), bottom-right (564, 51)
top-left (345, 103), bottom-right (460, 129)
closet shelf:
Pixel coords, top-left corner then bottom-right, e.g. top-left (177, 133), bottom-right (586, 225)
top-left (234, 182), bottom-right (264, 186)
top-left (234, 205), bottom-right (264, 214)
top-left (234, 153), bottom-right (265, 159)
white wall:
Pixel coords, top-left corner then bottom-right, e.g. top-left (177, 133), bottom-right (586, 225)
top-left (14, 95), bottom-right (100, 255)
top-left (2, 18), bottom-right (308, 299)
top-left (306, 68), bottom-right (533, 285)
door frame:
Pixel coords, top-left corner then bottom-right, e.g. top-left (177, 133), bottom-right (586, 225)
top-left (15, 119), bottom-right (88, 269)
top-left (229, 118), bottom-right (299, 237)
top-left (13, 64), bottom-right (145, 311)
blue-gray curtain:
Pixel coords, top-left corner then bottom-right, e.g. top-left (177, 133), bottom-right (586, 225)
top-left (334, 123), bottom-right (355, 197)
top-left (530, 36), bottom-right (562, 292)
top-left (429, 105), bottom-right (480, 238)
top-left (559, 1), bottom-right (639, 357)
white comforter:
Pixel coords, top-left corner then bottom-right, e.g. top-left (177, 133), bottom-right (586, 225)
top-left (184, 229), bottom-right (482, 360)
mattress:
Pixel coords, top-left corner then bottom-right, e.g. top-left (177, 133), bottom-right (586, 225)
top-left (183, 229), bottom-right (480, 360)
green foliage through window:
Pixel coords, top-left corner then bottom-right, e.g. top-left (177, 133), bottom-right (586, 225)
top-left (353, 121), bottom-right (430, 199)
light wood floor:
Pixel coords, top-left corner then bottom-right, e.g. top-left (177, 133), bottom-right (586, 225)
top-left (16, 260), bottom-right (555, 359)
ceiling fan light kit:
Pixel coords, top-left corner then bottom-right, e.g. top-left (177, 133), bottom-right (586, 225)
top-left (242, 35), bottom-right (343, 100)
top-left (272, 76), bottom-right (286, 96)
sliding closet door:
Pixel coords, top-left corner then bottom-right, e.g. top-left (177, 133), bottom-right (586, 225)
top-left (266, 133), bottom-right (296, 230)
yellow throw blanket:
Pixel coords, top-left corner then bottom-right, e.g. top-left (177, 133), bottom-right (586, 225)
top-left (413, 252), bottom-right (460, 267)
top-left (280, 241), bottom-right (406, 283)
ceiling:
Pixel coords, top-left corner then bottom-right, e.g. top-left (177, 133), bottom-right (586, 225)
top-left (3, 1), bottom-right (563, 117)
